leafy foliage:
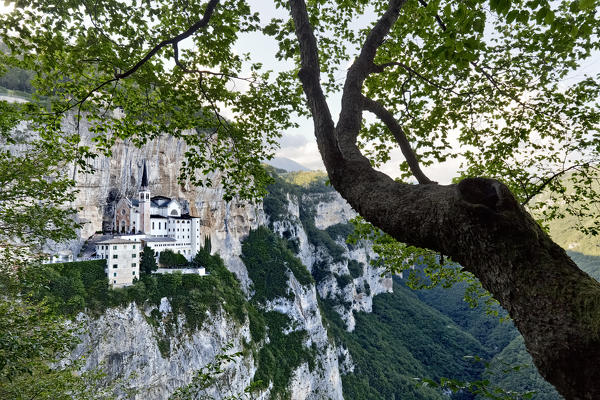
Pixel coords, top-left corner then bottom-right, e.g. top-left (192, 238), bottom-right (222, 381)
top-left (1, 0), bottom-right (599, 396)
top-left (0, 0), bottom-right (303, 201)
top-left (0, 295), bottom-right (79, 383)
top-left (159, 250), bottom-right (189, 268)
top-left (0, 102), bottom-right (80, 251)
top-left (0, 261), bottom-right (128, 399)
top-left (140, 246), bottom-right (158, 275)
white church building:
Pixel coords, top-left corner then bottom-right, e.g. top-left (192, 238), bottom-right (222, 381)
top-left (95, 162), bottom-right (205, 287)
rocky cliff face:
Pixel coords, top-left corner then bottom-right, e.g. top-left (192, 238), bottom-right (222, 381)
top-left (73, 302), bottom-right (257, 400)
top-left (271, 191), bottom-right (392, 331)
top-left (68, 127), bottom-right (392, 399)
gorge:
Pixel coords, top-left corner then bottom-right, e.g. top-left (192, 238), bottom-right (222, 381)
top-left (36, 126), bottom-right (577, 399)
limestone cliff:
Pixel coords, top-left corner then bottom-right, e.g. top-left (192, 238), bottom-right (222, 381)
top-left (73, 302), bottom-right (257, 400)
top-left (67, 128), bottom-right (392, 399)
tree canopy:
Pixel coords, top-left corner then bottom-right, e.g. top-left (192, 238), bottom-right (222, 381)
top-left (1, 0), bottom-right (599, 398)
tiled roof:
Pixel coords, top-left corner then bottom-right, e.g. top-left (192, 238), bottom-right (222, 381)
top-left (143, 237), bottom-right (177, 243)
top-left (171, 213), bottom-right (200, 220)
top-left (97, 238), bottom-right (141, 245)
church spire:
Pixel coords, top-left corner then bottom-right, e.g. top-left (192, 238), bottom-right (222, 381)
top-left (139, 161), bottom-right (151, 234)
top-left (141, 161), bottom-right (149, 188)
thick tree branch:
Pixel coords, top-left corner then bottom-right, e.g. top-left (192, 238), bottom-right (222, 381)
top-left (336, 0), bottom-right (408, 158)
top-left (362, 96), bottom-right (434, 184)
top-left (288, 0), bottom-right (340, 169)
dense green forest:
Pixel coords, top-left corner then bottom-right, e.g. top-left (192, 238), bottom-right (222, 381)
top-left (322, 279), bottom-right (488, 400)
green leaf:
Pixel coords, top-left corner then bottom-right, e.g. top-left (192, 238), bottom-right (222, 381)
top-left (579, 0), bottom-right (596, 10)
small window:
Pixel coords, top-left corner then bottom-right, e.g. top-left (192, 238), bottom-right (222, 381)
top-left (132, 263), bottom-right (136, 268)
top-left (113, 272), bottom-right (117, 277)
top-left (113, 280), bottom-right (116, 284)
top-left (113, 264), bottom-right (118, 269)
top-left (146, 193), bottom-right (149, 199)
top-left (159, 222), bottom-right (161, 229)
top-left (132, 271), bottom-right (136, 275)
top-left (152, 222), bottom-right (155, 229)
top-left (113, 254), bottom-right (118, 259)
top-left (113, 245), bottom-right (117, 250)
top-left (133, 244), bottom-right (136, 249)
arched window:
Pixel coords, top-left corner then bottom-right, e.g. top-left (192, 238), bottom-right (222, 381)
top-left (170, 209), bottom-right (178, 216)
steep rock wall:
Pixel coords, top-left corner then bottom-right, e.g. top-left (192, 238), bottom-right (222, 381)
top-left (73, 301), bottom-right (257, 400)
top-left (66, 124), bottom-right (392, 397)
top-left (271, 191), bottom-right (392, 331)
top-left (265, 273), bottom-right (343, 400)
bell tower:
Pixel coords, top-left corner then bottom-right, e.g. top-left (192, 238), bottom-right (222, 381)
top-left (139, 161), bottom-right (151, 234)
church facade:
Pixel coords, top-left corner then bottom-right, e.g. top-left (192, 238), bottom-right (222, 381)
top-left (96, 162), bottom-right (205, 287)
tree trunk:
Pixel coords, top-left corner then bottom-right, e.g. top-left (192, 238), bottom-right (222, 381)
top-left (288, 0), bottom-right (600, 398)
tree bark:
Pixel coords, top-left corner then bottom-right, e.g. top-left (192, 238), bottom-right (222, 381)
top-left (288, 0), bottom-right (600, 398)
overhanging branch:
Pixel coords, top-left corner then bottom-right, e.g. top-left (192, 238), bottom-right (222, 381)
top-left (362, 96), bottom-right (434, 184)
top-left (57, 0), bottom-right (220, 116)
top-left (115, 0), bottom-right (220, 80)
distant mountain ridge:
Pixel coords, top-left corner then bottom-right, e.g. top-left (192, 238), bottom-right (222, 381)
top-left (265, 157), bottom-right (310, 172)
